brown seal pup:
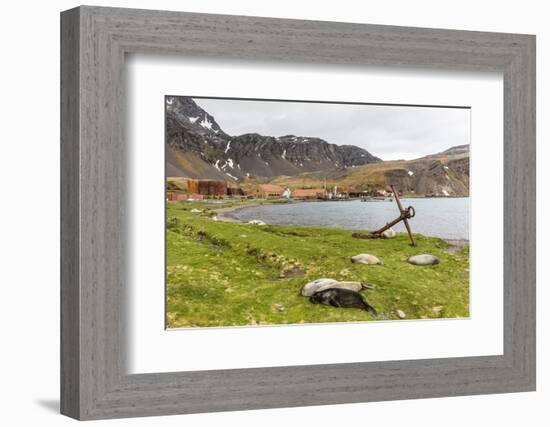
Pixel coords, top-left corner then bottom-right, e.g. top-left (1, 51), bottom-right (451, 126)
top-left (310, 288), bottom-right (378, 316)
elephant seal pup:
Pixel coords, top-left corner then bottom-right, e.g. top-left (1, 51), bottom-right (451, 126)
top-left (408, 254), bottom-right (440, 265)
top-left (310, 288), bottom-right (378, 316)
top-left (301, 278), bottom-right (339, 297)
top-left (381, 228), bottom-right (396, 239)
top-left (351, 253), bottom-right (383, 265)
top-left (315, 280), bottom-right (364, 294)
top-left (301, 279), bottom-right (376, 296)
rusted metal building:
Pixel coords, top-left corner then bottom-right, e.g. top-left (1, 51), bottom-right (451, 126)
top-left (227, 187), bottom-right (245, 197)
top-left (258, 184), bottom-right (284, 198)
top-left (187, 179), bottom-right (227, 196)
top-left (166, 192), bottom-right (204, 201)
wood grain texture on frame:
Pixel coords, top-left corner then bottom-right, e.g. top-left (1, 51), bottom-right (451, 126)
top-left (60, 5), bottom-right (536, 420)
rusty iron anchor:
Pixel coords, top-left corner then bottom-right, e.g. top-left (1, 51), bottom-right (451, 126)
top-left (352, 185), bottom-right (417, 246)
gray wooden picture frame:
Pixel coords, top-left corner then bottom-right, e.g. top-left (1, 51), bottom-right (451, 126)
top-left (60, 5), bottom-right (536, 421)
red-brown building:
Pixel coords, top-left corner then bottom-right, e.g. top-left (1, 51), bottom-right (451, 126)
top-left (258, 184), bottom-right (285, 198)
top-left (187, 179), bottom-right (227, 196)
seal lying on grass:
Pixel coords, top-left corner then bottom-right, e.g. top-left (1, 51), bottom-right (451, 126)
top-left (351, 253), bottom-right (383, 265)
top-left (301, 279), bottom-right (376, 296)
top-left (407, 254), bottom-right (440, 265)
top-left (310, 288), bottom-right (378, 316)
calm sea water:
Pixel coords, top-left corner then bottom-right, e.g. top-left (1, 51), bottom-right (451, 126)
top-left (231, 198), bottom-right (470, 240)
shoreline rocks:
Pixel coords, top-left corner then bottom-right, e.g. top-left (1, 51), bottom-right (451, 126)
top-left (247, 219), bottom-right (266, 226)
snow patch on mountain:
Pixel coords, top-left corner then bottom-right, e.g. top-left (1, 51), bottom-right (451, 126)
top-left (200, 114), bottom-right (213, 130)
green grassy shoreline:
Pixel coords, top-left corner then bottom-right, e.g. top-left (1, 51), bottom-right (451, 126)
top-left (166, 200), bottom-right (470, 328)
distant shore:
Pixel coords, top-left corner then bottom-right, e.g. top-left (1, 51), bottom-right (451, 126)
top-left (212, 199), bottom-right (469, 245)
top-left (214, 204), bottom-right (253, 223)
top-left (213, 198), bottom-right (344, 223)
top-left (214, 199), bottom-right (296, 223)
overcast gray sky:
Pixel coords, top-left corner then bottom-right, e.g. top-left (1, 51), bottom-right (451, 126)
top-left (194, 98), bottom-right (470, 161)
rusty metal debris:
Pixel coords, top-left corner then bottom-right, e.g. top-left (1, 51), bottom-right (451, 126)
top-left (352, 184), bottom-right (417, 246)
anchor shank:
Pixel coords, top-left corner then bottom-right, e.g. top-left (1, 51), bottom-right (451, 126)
top-left (403, 218), bottom-right (416, 246)
top-left (391, 184), bottom-right (405, 213)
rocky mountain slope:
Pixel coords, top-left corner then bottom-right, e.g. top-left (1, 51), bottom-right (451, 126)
top-left (271, 145), bottom-right (470, 197)
top-left (166, 96), bottom-right (382, 181)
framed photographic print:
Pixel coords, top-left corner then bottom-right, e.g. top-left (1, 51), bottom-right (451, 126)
top-left (163, 95), bottom-right (471, 329)
top-left (61, 6), bottom-right (536, 420)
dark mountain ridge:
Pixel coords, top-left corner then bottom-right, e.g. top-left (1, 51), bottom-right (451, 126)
top-left (166, 96), bottom-right (382, 181)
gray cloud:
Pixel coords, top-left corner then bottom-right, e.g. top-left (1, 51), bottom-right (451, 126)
top-left (194, 97), bottom-right (470, 161)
